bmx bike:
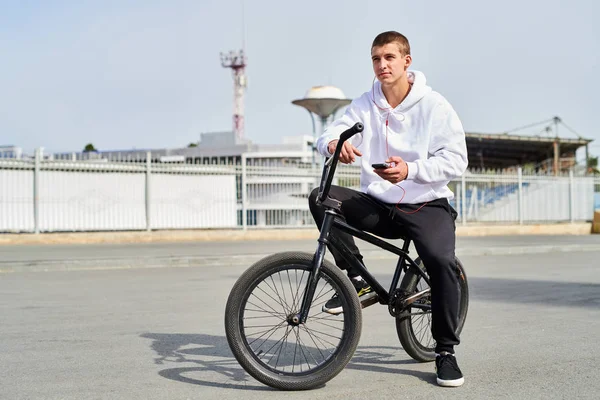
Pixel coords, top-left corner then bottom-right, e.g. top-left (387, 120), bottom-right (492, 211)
top-left (225, 122), bottom-right (469, 390)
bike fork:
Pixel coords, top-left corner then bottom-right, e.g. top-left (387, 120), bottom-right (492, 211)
top-left (296, 211), bottom-right (336, 324)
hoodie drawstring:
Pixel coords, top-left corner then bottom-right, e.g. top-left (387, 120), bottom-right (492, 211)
top-left (371, 79), bottom-right (428, 215)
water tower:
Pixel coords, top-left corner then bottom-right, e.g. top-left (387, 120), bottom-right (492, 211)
top-left (292, 86), bottom-right (352, 168)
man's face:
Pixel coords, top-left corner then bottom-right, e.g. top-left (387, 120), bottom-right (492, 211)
top-left (371, 42), bottom-right (411, 85)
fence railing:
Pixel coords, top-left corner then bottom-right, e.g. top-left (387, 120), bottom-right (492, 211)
top-left (1, 152), bottom-right (598, 233)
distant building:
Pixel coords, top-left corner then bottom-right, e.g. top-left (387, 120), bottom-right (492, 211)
top-left (466, 132), bottom-right (593, 175)
top-left (0, 145), bottom-right (23, 159)
top-left (50, 130), bottom-right (316, 167)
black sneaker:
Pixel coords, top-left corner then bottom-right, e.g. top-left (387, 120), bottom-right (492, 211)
top-left (322, 278), bottom-right (378, 315)
top-left (435, 352), bottom-right (464, 387)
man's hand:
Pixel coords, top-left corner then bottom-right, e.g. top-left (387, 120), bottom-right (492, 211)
top-left (373, 156), bottom-right (409, 183)
top-left (328, 140), bottom-right (362, 164)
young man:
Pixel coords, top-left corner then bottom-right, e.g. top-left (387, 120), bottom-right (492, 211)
top-left (308, 31), bottom-right (468, 387)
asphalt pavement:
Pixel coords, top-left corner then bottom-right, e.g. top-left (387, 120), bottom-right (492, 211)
top-left (1, 236), bottom-right (600, 399)
top-left (2, 234), bottom-right (600, 273)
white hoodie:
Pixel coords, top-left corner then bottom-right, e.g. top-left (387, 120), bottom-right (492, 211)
top-left (316, 71), bottom-right (468, 204)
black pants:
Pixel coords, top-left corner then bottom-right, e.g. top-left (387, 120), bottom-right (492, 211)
top-left (308, 185), bottom-right (460, 354)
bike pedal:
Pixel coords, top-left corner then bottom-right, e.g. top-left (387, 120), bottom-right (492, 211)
top-left (360, 296), bottom-right (379, 309)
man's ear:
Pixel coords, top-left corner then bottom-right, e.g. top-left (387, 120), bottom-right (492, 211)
top-left (404, 54), bottom-right (412, 71)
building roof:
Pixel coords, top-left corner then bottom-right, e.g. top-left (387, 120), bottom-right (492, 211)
top-left (466, 132), bottom-right (593, 169)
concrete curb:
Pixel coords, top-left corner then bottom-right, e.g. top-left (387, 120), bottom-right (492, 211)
top-left (0, 223), bottom-right (594, 246)
top-left (3, 243), bottom-right (600, 274)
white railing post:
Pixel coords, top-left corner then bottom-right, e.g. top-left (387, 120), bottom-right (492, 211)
top-left (467, 185), bottom-right (476, 220)
top-left (518, 167), bottom-right (523, 225)
top-left (569, 168), bottom-right (575, 223)
top-left (241, 153), bottom-right (248, 230)
top-left (33, 148), bottom-right (42, 234)
top-left (145, 151), bottom-right (152, 231)
top-left (461, 174), bottom-right (467, 225)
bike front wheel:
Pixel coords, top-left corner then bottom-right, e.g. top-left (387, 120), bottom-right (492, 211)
top-left (224, 251), bottom-right (362, 390)
top-left (395, 257), bottom-right (469, 362)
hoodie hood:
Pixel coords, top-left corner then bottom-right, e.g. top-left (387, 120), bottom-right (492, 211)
top-left (371, 70), bottom-right (432, 113)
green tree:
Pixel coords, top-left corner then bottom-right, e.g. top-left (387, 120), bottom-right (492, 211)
top-left (187, 142), bottom-right (198, 148)
top-left (83, 143), bottom-right (97, 152)
top-left (588, 155), bottom-right (599, 175)
top-left (522, 162), bottom-right (536, 174)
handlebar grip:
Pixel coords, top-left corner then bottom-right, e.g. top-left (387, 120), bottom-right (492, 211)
top-left (317, 122), bottom-right (364, 205)
top-left (339, 122), bottom-right (364, 142)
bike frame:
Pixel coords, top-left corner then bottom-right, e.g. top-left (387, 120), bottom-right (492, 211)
top-left (296, 123), bottom-right (431, 324)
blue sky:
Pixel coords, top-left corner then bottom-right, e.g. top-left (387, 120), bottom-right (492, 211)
top-left (1, 0), bottom-right (598, 159)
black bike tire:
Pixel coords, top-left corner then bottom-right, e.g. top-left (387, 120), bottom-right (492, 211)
top-left (395, 257), bottom-right (469, 362)
top-left (225, 251), bottom-right (362, 390)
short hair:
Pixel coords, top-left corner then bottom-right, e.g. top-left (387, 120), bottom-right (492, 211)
top-left (371, 31), bottom-right (411, 55)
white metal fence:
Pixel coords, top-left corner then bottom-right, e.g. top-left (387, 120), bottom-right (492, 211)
top-left (1, 152), bottom-right (598, 233)
top-left (452, 169), bottom-right (597, 224)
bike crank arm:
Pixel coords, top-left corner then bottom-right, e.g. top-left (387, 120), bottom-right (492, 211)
top-left (402, 289), bottom-right (431, 307)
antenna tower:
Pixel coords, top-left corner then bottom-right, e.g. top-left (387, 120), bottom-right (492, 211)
top-left (220, 50), bottom-right (247, 141)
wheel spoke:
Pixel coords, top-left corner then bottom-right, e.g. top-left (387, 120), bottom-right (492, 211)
top-left (415, 315), bottom-right (429, 345)
top-left (261, 326), bottom-right (294, 365)
top-left (299, 326), bottom-right (342, 341)
top-left (405, 275), bottom-right (436, 352)
top-left (301, 325), bottom-right (340, 348)
top-left (249, 293), bottom-right (285, 317)
top-left (254, 283), bottom-right (288, 315)
top-left (276, 272), bottom-right (290, 313)
top-left (292, 328), bottom-right (300, 373)
top-left (311, 282), bottom-right (334, 305)
top-left (290, 269), bottom-right (306, 311)
top-left (300, 325), bottom-right (330, 360)
top-left (273, 326), bottom-right (292, 369)
top-left (308, 314), bottom-right (345, 322)
top-left (309, 318), bottom-right (344, 332)
top-left (244, 315), bottom-right (285, 320)
top-left (245, 301), bottom-right (286, 319)
top-left (267, 274), bottom-right (289, 314)
top-left (247, 320), bottom-right (287, 347)
top-left (293, 327), bottom-right (318, 370)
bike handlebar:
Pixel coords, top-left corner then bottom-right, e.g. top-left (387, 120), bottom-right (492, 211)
top-left (317, 122), bottom-right (364, 204)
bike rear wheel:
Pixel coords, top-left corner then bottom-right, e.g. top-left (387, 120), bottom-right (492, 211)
top-left (395, 257), bottom-right (469, 362)
top-left (225, 251), bottom-right (362, 390)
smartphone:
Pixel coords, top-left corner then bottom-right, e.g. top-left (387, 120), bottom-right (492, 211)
top-left (372, 162), bottom-right (391, 169)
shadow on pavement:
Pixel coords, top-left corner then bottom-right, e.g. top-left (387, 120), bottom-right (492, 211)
top-left (140, 333), bottom-right (433, 390)
top-left (469, 277), bottom-right (600, 309)
top-left (376, 273), bottom-right (600, 309)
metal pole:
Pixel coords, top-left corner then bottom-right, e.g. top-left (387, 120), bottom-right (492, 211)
top-left (456, 182), bottom-right (461, 225)
top-left (569, 168), bottom-right (575, 223)
top-left (518, 167), bottom-right (523, 225)
top-left (145, 151), bottom-right (151, 231)
top-left (241, 153), bottom-right (248, 230)
top-left (553, 117), bottom-right (560, 176)
top-left (585, 144), bottom-right (589, 175)
top-left (317, 115), bottom-right (329, 169)
top-left (33, 148), bottom-right (41, 234)
top-left (461, 174), bottom-right (467, 225)
top-left (553, 140), bottom-right (560, 177)
top-left (307, 110), bottom-right (316, 170)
